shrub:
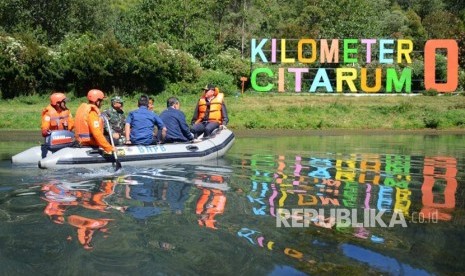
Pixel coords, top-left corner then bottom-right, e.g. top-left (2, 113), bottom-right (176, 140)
top-left (52, 34), bottom-right (123, 96)
top-left (459, 70), bottom-right (465, 91)
top-left (197, 70), bottom-right (237, 96)
top-left (0, 35), bottom-right (52, 98)
top-left (423, 116), bottom-right (439, 128)
top-left (410, 58), bottom-right (425, 92)
top-left (164, 81), bottom-right (195, 95)
top-left (129, 42), bottom-right (202, 94)
top-left (422, 88), bottom-right (438, 96)
top-left (204, 48), bottom-right (250, 86)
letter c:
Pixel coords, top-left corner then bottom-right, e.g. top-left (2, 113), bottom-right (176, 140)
top-left (251, 68), bottom-right (274, 92)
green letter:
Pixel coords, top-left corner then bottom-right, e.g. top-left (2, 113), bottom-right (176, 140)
top-left (386, 68), bottom-right (411, 93)
top-left (251, 68), bottom-right (274, 92)
top-left (343, 39), bottom-right (358, 63)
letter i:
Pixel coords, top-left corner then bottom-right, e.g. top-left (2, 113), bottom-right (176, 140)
top-left (271, 39), bottom-right (277, 63)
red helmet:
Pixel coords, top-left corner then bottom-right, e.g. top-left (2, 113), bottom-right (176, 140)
top-left (87, 89), bottom-right (105, 102)
top-left (50, 93), bottom-right (67, 105)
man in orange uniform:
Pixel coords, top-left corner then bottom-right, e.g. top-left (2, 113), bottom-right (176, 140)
top-left (74, 89), bottom-right (114, 154)
top-left (41, 92), bottom-right (74, 137)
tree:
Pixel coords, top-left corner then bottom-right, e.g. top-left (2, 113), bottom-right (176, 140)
top-left (0, 0), bottom-right (115, 45)
top-left (411, 0), bottom-right (445, 19)
top-left (422, 11), bottom-right (464, 39)
top-left (304, 0), bottom-right (391, 38)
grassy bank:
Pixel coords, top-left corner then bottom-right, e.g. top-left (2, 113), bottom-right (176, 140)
top-left (1, 93), bottom-right (465, 131)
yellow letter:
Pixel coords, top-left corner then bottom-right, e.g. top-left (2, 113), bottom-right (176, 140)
top-left (397, 39), bottom-right (413, 64)
top-left (361, 68), bottom-right (382, 92)
top-left (336, 68), bottom-right (357, 92)
top-left (281, 39), bottom-right (295, 63)
top-left (298, 39), bottom-right (317, 63)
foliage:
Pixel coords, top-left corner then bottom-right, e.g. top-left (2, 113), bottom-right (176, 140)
top-left (404, 9), bottom-right (428, 49)
top-left (2, 93), bottom-right (465, 130)
top-left (411, 0), bottom-right (445, 19)
top-left (51, 34), bottom-right (128, 96)
top-left (129, 42), bottom-right (202, 94)
top-left (459, 70), bottom-right (465, 91)
top-left (0, 35), bottom-right (52, 98)
top-left (114, 0), bottom-right (220, 60)
top-left (410, 58), bottom-right (425, 91)
top-left (457, 30), bottom-right (465, 68)
top-left (422, 11), bottom-right (464, 39)
top-left (423, 116), bottom-right (440, 128)
top-left (203, 48), bottom-right (251, 86)
top-left (1, 0), bottom-right (465, 99)
top-left (197, 70), bottom-right (237, 96)
top-left (422, 88), bottom-right (439, 96)
top-left (306, 0), bottom-right (390, 38)
top-left (433, 54), bottom-right (449, 85)
top-left (0, 0), bottom-right (115, 45)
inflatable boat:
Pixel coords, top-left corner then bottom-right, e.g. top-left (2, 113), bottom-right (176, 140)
top-left (11, 129), bottom-right (235, 169)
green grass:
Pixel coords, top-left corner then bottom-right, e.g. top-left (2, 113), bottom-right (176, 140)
top-left (1, 92), bottom-right (465, 131)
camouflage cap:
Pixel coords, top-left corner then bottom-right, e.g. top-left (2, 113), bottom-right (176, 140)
top-left (111, 96), bottom-right (124, 104)
top-left (203, 84), bottom-right (215, 91)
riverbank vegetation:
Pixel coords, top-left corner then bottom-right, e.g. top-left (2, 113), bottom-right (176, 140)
top-left (2, 1), bottom-right (465, 132)
top-left (1, 0), bottom-right (465, 99)
top-left (1, 93), bottom-right (465, 131)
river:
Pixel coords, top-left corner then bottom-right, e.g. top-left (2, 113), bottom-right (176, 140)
top-left (1, 131), bottom-right (464, 275)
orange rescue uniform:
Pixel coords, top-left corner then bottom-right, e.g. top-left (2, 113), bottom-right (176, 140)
top-left (41, 105), bottom-right (74, 137)
top-left (74, 103), bottom-right (113, 152)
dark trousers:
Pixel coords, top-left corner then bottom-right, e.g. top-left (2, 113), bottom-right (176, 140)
top-left (191, 122), bottom-right (219, 138)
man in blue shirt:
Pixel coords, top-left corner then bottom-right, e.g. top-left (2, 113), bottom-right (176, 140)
top-left (159, 97), bottom-right (194, 143)
top-left (125, 95), bottom-right (167, 145)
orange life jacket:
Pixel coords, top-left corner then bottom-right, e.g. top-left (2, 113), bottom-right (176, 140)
top-left (41, 105), bottom-right (73, 131)
top-left (196, 93), bottom-right (224, 124)
top-left (74, 103), bottom-right (101, 143)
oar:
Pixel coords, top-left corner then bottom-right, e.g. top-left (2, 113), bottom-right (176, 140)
top-left (102, 116), bottom-right (122, 171)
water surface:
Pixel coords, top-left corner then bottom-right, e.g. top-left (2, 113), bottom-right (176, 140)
top-left (1, 132), bottom-right (464, 275)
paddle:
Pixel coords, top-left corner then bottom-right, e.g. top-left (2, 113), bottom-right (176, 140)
top-left (102, 116), bottom-right (122, 171)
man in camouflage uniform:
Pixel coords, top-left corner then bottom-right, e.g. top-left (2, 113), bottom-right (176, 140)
top-left (103, 96), bottom-right (126, 145)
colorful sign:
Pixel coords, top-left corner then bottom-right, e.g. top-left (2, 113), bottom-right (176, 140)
top-left (250, 39), bottom-right (459, 93)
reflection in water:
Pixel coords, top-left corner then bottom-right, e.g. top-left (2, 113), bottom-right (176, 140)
top-left (1, 137), bottom-right (464, 275)
top-left (234, 151), bottom-right (463, 275)
top-left (341, 244), bottom-right (431, 275)
top-left (243, 153), bottom-right (458, 222)
top-left (41, 180), bottom-right (117, 249)
top-left (195, 174), bottom-right (227, 229)
top-left (37, 166), bottom-right (232, 250)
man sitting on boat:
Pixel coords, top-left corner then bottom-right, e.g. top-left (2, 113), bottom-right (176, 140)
top-left (41, 92), bottom-right (75, 157)
top-left (103, 96), bottom-right (126, 145)
top-left (125, 95), bottom-right (167, 145)
top-left (41, 92), bottom-right (74, 137)
top-left (191, 84), bottom-right (229, 139)
top-left (159, 97), bottom-right (195, 143)
top-left (74, 89), bottom-right (115, 155)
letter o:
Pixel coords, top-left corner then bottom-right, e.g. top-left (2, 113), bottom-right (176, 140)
top-left (424, 40), bottom-right (458, 93)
